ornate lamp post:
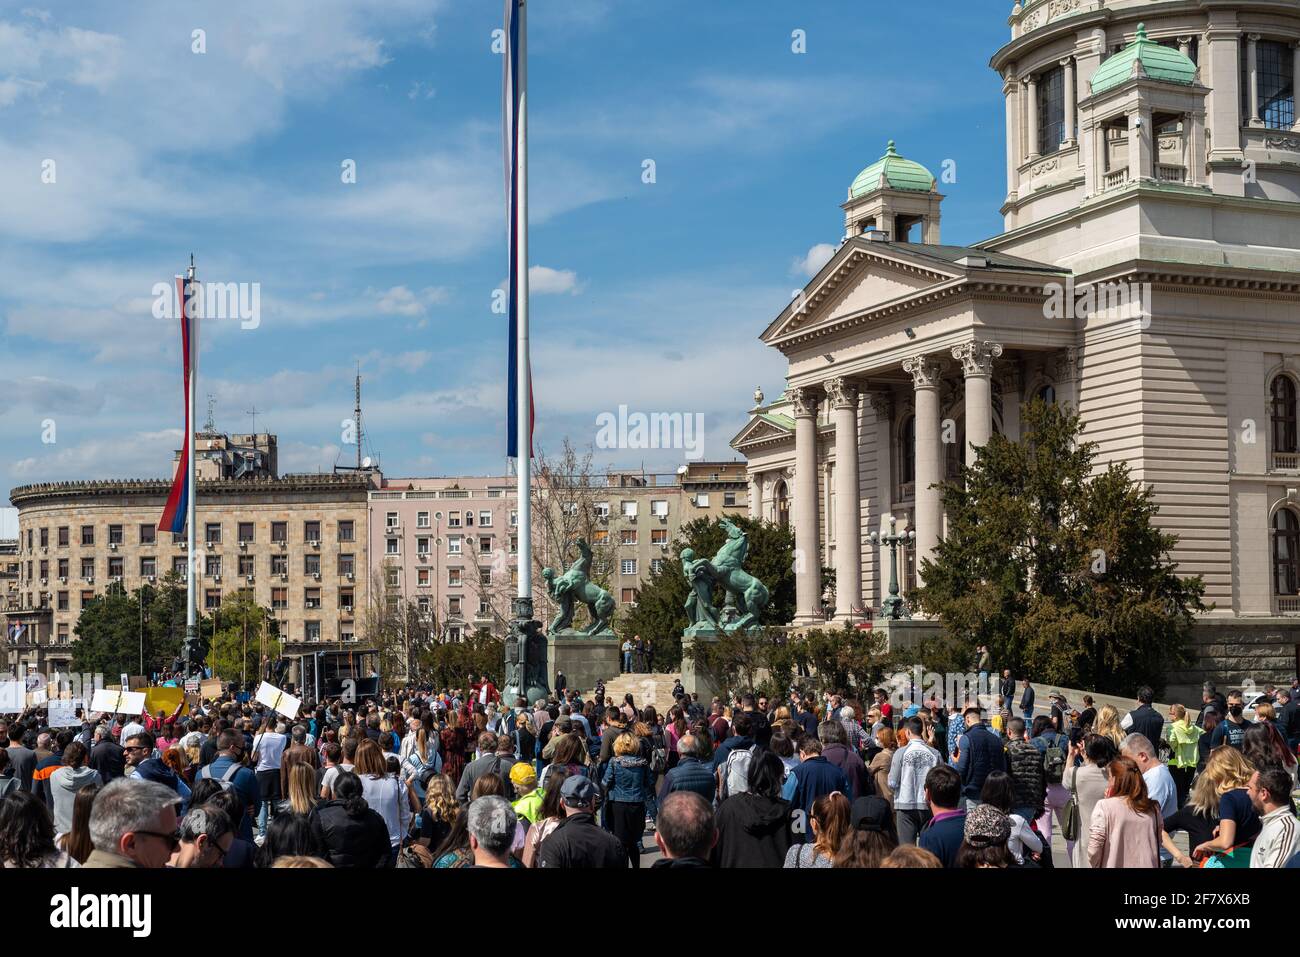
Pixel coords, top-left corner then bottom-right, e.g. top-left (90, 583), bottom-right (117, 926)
top-left (868, 517), bottom-right (914, 621)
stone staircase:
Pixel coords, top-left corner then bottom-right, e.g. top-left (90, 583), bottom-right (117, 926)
top-left (598, 672), bottom-right (682, 714)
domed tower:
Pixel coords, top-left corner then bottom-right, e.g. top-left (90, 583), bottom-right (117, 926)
top-left (987, 0), bottom-right (1300, 272)
top-left (842, 141), bottom-right (943, 243)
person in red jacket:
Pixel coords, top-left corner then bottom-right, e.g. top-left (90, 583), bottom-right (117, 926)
top-left (145, 700), bottom-right (185, 735)
top-left (472, 675), bottom-right (500, 709)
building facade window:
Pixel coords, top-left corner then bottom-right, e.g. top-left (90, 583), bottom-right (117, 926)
top-left (620, 559), bottom-right (637, 576)
top-left (271, 522), bottom-right (287, 543)
top-left (205, 523), bottom-right (221, 545)
top-left (1272, 375), bottom-right (1298, 456)
top-left (338, 520), bottom-right (355, 542)
top-left (899, 416), bottom-right (916, 486)
top-left (1274, 508), bottom-right (1300, 597)
top-left (238, 522), bottom-right (254, 543)
top-left (1037, 65), bottom-right (1066, 155)
top-left (1246, 40), bottom-right (1296, 130)
top-left (139, 524), bottom-right (155, 545)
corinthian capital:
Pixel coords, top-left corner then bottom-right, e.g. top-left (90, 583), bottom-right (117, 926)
top-left (902, 355), bottom-right (945, 390)
top-left (824, 377), bottom-right (858, 411)
top-left (951, 341), bottom-right (1004, 378)
top-left (790, 387), bottom-right (819, 419)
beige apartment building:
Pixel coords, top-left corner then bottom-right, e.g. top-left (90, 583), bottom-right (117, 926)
top-left (4, 432), bottom-right (374, 676)
top-left (734, 0), bottom-right (1300, 698)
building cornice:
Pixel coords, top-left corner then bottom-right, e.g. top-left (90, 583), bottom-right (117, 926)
top-left (10, 473), bottom-right (374, 509)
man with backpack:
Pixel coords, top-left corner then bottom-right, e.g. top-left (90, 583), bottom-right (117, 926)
top-left (1003, 718), bottom-right (1046, 823)
top-left (712, 711), bottom-right (756, 799)
top-left (1030, 719), bottom-right (1070, 843)
top-left (199, 730), bottom-right (260, 843)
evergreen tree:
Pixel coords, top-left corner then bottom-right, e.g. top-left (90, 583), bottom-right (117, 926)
top-left (209, 589), bottom-right (280, 684)
top-left (70, 574), bottom-right (211, 678)
top-left (619, 516), bottom-right (795, 669)
top-left (912, 399), bottom-right (1206, 695)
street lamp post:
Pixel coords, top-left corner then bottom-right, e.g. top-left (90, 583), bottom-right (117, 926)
top-left (868, 517), bottom-right (915, 621)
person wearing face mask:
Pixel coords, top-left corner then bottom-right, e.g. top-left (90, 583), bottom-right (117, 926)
top-left (1209, 692), bottom-right (1253, 751)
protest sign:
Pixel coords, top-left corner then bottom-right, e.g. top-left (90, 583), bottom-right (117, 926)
top-left (89, 688), bottom-right (146, 715)
top-left (255, 681), bottom-right (301, 718)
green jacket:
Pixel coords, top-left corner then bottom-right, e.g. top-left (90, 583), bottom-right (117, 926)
top-left (1165, 720), bottom-right (1202, 768)
top-left (513, 788), bottom-right (545, 825)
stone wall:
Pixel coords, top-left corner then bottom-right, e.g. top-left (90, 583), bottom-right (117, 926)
top-left (1165, 617), bottom-right (1300, 702)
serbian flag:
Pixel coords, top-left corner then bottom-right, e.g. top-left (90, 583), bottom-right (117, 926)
top-left (503, 0), bottom-right (534, 458)
top-left (158, 274), bottom-right (194, 533)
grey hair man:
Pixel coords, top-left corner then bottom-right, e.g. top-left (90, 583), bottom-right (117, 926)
top-left (1121, 732), bottom-right (1177, 820)
top-left (466, 795), bottom-right (518, 868)
top-left (85, 778), bottom-right (181, 868)
top-left (175, 803), bottom-right (235, 869)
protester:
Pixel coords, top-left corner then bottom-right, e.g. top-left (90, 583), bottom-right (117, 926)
top-left (1088, 756), bottom-right (1161, 868)
top-left (783, 791), bottom-right (849, 868)
top-left (833, 796), bottom-right (897, 868)
top-left (250, 717), bottom-right (287, 839)
top-left (979, 771), bottom-right (1043, 865)
top-left (819, 719), bottom-right (869, 799)
top-left (466, 795), bottom-right (521, 868)
top-left (1209, 691), bottom-right (1253, 750)
top-left (306, 769), bottom-right (391, 868)
top-left (1161, 772), bottom-right (1221, 869)
top-left (956, 804), bottom-right (1016, 869)
top-left (712, 750), bottom-right (791, 868)
top-left (953, 707), bottom-right (1005, 808)
top-left (255, 811), bottom-right (326, 867)
top-left (889, 715), bottom-right (941, 844)
top-left (535, 775), bottom-right (626, 868)
top-left (662, 734), bottom-right (716, 802)
top-left (174, 803), bottom-right (234, 868)
top-left (1121, 686), bottom-right (1164, 745)
top-left (918, 765), bottom-right (966, 867)
top-left (1243, 721), bottom-right (1298, 787)
top-left (85, 778), bottom-right (181, 868)
top-left (0, 791), bottom-right (79, 868)
top-left (651, 791), bottom-right (716, 868)
top-left (354, 738), bottom-right (416, 860)
top-left (881, 844), bottom-right (943, 868)
top-left (1164, 703), bottom-right (1202, 808)
top-left (5, 723), bottom-right (35, 793)
top-left (781, 737), bottom-right (850, 842)
top-left (521, 768), bottom-right (568, 867)
top-left (1249, 767), bottom-right (1300, 868)
top-left (1003, 717), bottom-right (1046, 824)
top-left (59, 783), bottom-right (98, 865)
top-left (1193, 746), bottom-right (1262, 867)
top-left (1121, 733), bottom-right (1178, 822)
top-left (49, 741), bottom-right (102, 836)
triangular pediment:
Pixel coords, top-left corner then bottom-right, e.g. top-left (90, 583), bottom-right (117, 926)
top-left (762, 240), bottom-right (962, 345)
top-left (730, 413), bottom-right (795, 450)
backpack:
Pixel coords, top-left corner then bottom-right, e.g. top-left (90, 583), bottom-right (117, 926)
top-left (1041, 734), bottom-right (1066, 784)
top-left (720, 745), bottom-right (754, 798)
top-left (199, 761), bottom-right (243, 791)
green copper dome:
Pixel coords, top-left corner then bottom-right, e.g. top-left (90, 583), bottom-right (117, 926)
top-left (1090, 23), bottom-right (1197, 94)
top-left (850, 141), bottom-right (936, 198)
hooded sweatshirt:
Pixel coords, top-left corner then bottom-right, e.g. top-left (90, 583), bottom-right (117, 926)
top-left (132, 758), bottom-right (191, 814)
top-left (1165, 720), bottom-right (1203, 769)
top-left (713, 792), bottom-right (792, 868)
top-left (50, 766), bottom-right (102, 834)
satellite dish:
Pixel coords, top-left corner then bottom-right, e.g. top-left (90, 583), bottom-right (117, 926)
top-left (361, 456), bottom-right (373, 468)
top-left (676, 465), bottom-right (688, 476)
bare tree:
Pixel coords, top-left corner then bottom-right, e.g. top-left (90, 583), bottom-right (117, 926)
top-left (530, 438), bottom-right (619, 630)
top-left (361, 562), bottom-right (434, 682)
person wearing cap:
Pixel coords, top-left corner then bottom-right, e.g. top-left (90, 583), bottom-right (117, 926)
top-left (955, 804), bottom-right (1015, 868)
top-left (509, 761), bottom-right (543, 826)
top-left (535, 775), bottom-right (627, 869)
top-left (834, 796), bottom-right (898, 867)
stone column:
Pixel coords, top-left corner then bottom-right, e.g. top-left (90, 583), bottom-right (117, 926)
top-left (902, 356), bottom-right (945, 575)
top-left (1025, 75), bottom-right (1040, 159)
top-left (870, 393), bottom-right (894, 611)
top-left (791, 387), bottom-right (823, 623)
top-left (1053, 347), bottom-right (1081, 410)
top-left (1179, 36), bottom-right (1192, 60)
top-left (1248, 35), bottom-right (1262, 126)
top-left (826, 378), bottom-right (861, 620)
top-left (996, 363), bottom-right (1023, 443)
top-left (952, 341), bottom-right (1003, 468)
top-left (1130, 107), bottom-right (1152, 182)
top-left (1004, 67), bottom-right (1021, 201)
top-left (1294, 44), bottom-right (1300, 131)
top-left (1061, 58), bottom-right (1076, 145)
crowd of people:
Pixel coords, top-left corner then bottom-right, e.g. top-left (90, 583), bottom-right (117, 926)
top-left (1, 670), bottom-right (1297, 870)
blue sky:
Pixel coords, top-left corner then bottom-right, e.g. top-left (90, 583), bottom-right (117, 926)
top-left (0, 0), bottom-right (1014, 529)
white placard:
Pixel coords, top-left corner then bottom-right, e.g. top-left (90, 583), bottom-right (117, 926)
top-left (0, 681), bottom-right (23, 713)
top-left (90, 688), bottom-right (146, 715)
top-left (27, 688), bottom-right (48, 707)
top-left (254, 681), bottom-right (301, 718)
top-left (47, 699), bottom-right (83, 727)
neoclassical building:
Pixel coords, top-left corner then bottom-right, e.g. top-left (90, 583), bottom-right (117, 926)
top-left (733, 0), bottom-right (1300, 698)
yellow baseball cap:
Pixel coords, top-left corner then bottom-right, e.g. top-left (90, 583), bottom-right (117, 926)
top-left (509, 762), bottom-right (537, 787)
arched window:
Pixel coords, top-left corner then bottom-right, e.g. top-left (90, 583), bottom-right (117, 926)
top-left (899, 416), bottom-right (916, 486)
top-left (1036, 383), bottom-right (1057, 405)
top-left (1272, 376), bottom-right (1297, 455)
top-left (1273, 508), bottom-right (1300, 597)
top-left (774, 480), bottom-right (790, 529)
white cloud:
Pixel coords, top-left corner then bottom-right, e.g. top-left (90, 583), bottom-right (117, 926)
top-left (375, 285), bottom-right (451, 316)
top-left (792, 242), bottom-right (836, 278)
top-left (528, 266), bottom-right (582, 296)
top-left (0, 507), bottom-right (17, 538)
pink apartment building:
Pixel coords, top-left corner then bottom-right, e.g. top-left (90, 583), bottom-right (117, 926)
top-left (367, 476), bottom-right (519, 641)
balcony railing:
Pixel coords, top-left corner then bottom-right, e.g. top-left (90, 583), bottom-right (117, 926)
top-left (1103, 168), bottom-right (1130, 190)
top-left (896, 481), bottom-right (915, 502)
top-left (1273, 451), bottom-right (1300, 472)
top-left (1156, 164), bottom-right (1186, 184)
top-left (1276, 595), bottom-right (1300, 615)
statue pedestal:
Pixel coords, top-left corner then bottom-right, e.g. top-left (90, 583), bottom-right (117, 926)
top-left (680, 624), bottom-right (723, 703)
top-left (547, 631), bottom-right (621, 697)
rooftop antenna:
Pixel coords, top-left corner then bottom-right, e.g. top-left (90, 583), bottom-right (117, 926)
top-left (204, 394), bottom-right (216, 433)
top-left (355, 363), bottom-right (363, 471)
top-left (244, 404), bottom-right (260, 454)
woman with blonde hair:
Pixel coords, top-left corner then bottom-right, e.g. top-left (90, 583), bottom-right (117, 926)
top-left (1094, 705), bottom-right (1124, 747)
top-left (280, 761), bottom-right (319, 816)
top-left (602, 732), bottom-right (653, 868)
top-left (1088, 755), bottom-right (1161, 868)
top-left (783, 791), bottom-right (851, 868)
top-left (1191, 746), bottom-right (1262, 867)
top-left (415, 773), bottom-right (458, 850)
top-left (1161, 769), bottom-right (1220, 868)
top-left (354, 738), bottom-right (417, 862)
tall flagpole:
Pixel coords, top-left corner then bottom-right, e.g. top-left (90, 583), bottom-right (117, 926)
top-left (515, 0), bottom-right (531, 607)
top-left (186, 256), bottom-right (198, 676)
